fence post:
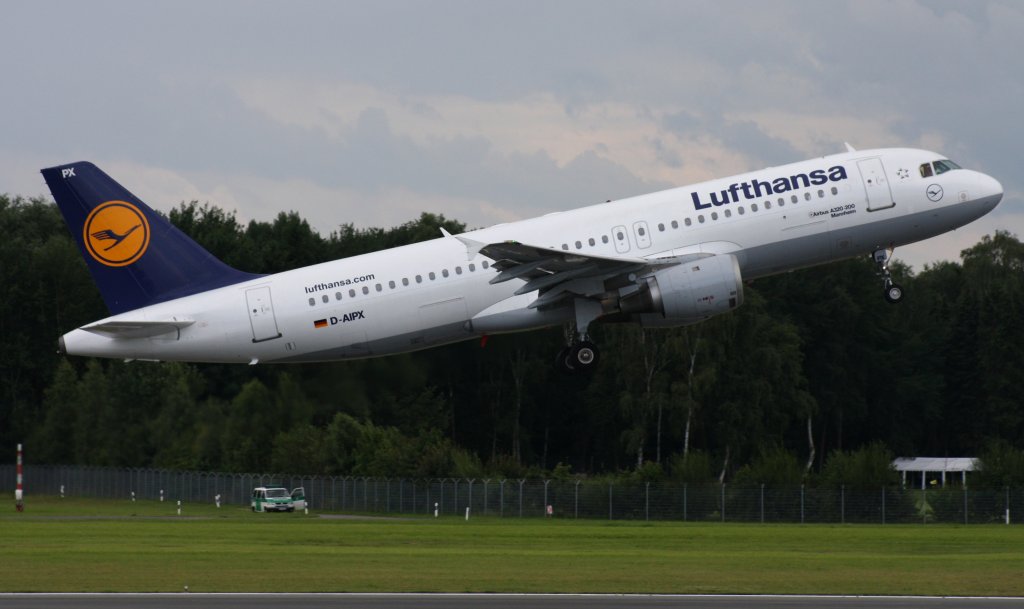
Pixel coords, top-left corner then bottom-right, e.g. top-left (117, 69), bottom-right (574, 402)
top-left (645, 482), bottom-right (650, 521)
top-left (841, 485), bottom-right (846, 524)
top-left (881, 487), bottom-right (886, 525)
top-left (500, 479), bottom-right (505, 518)
top-left (608, 482), bottom-right (613, 521)
top-left (963, 486), bottom-right (968, 525)
top-left (721, 483), bottom-right (725, 523)
top-left (482, 479), bottom-right (489, 516)
top-left (800, 484), bottom-right (805, 524)
top-left (1006, 486), bottom-right (1011, 525)
top-left (683, 483), bottom-right (688, 522)
top-left (468, 479), bottom-right (474, 516)
top-left (518, 479), bottom-right (525, 518)
top-left (574, 480), bottom-right (580, 519)
top-left (760, 483), bottom-right (765, 524)
top-left (543, 479), bottom-right (550, 517)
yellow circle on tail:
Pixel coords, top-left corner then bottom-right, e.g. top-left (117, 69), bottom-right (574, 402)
top-left (83, 201), bottom-right (150, 267)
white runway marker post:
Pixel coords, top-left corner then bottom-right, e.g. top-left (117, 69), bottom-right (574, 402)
top-left (465, 507), bottom-right (470, 521)
top-left (177, 500), bottom-right (181, 516)
top-left (434, 502), bottom-right (438, 518)
top-left (15, 443), bottom-right (24, 512)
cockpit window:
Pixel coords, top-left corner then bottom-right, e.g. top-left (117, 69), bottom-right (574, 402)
top-left (933, 159), bottom-right (961, 175)
top-left (919, 163), bottom-right (933, 178)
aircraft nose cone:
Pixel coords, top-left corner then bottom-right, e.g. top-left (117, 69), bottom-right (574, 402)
top-left (979, 173), bottom-right (1004, 206)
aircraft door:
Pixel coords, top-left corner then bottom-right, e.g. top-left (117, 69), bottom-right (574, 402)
top-left (632, 221), bottom-right (652, 249)
top-left (611, 225), bottom-right (631, 253)
top-left (858, 158), bottom-right (895, 211)
top-left (246, 287), bottom-right (282, 343)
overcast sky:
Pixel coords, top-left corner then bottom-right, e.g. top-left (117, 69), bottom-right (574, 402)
top-left (2, 0), bottom-right (1020, 271)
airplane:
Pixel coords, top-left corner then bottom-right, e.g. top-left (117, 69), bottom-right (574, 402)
top-left (43, 145), bottom-right (1003, 372)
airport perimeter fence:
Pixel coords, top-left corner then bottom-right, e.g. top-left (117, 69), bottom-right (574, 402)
top-left (3, 463), bottom-right (1021, 525)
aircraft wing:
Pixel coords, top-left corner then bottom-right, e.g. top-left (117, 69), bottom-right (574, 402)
top-left (81, 318), bottom-right (195, 339)
top-left (475, 240), bottom-right (689, 309)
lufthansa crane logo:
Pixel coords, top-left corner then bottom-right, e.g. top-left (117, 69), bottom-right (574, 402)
top-left (83, 201), bottom-right (150, 267)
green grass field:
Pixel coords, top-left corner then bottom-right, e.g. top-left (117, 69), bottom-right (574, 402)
top-left (0, 496), bottom-right (1021, 594)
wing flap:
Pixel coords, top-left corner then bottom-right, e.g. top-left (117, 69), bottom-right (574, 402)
top-left (475, 239), bottom-right (692, 307)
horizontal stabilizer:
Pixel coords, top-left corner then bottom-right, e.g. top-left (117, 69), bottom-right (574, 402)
top-left (82, 318), bottom-right (195, 339)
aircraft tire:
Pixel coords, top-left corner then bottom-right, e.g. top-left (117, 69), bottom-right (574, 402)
top-left (570, 341), bottom-right (600, 371)
top-left (884, 283), bottom-right (904, 304)
top-left (556, 346), bottom-right (576, 374)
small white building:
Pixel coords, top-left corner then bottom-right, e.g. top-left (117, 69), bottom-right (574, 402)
top-left (892, 457), bottom-right (977, 489)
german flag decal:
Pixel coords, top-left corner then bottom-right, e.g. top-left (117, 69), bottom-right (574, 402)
top-left (313, 319), bottom-right (328, 329)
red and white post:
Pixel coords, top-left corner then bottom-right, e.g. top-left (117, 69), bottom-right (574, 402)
top-left (15, 443), bottom-right (24, 512)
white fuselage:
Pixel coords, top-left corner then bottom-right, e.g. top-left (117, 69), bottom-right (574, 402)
top-left (61, 148), bottom-right (1003, 363)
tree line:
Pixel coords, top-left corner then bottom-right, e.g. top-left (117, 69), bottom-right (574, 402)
top-left (2, 194), bottom-right (1023, 486)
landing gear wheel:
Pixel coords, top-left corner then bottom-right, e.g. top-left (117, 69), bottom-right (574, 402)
top-left (555, 346), bottom-right (575, 374)
top-left (884, 283), bottom-right (904, 304)
top-left (569, 341), bottom-right (600, 371)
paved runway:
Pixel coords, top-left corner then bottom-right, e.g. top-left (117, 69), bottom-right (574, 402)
top-left (1, 594), bottom-right (1021, 609)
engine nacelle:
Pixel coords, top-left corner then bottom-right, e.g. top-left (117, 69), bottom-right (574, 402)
top-left (617, 254), bottom-right (744, 328)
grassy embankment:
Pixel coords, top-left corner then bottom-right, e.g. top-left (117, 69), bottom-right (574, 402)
top-left (0, 496), bottom-right (1021, 594)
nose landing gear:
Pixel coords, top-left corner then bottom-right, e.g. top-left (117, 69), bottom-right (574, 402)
top-left (874, 248), bottom-right (904, 304)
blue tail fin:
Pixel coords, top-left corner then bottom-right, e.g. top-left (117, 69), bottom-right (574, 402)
top-left (42, 161), bottom-right (261, 315)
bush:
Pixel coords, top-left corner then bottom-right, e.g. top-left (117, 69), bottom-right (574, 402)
top-left (974, 439), bottom-right (1024, 488)
top-left (820, 442), bottom-right (898, 489)
top-left (733, 446), bottom-right (804, 486)
top-left (667, 451), bottom-right (716, 485)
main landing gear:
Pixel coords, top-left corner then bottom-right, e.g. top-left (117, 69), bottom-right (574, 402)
top-left (874, 247), bottom-right (904, 304)
top-left (556, 299), bottom-right (603, 374)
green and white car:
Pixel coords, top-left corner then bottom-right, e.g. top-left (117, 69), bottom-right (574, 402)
top-left (251, 487), bottom-right (294, 512)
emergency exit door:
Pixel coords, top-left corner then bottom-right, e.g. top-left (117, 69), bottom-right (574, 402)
top-left (246, 287), bottom-right (282, 342)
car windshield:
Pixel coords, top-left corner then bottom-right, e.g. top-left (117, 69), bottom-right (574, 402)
top-left (265, 489), bottom-right (288, 498)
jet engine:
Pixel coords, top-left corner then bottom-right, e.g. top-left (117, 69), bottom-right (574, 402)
top-left (615, 254), bottom-right (744, 328)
